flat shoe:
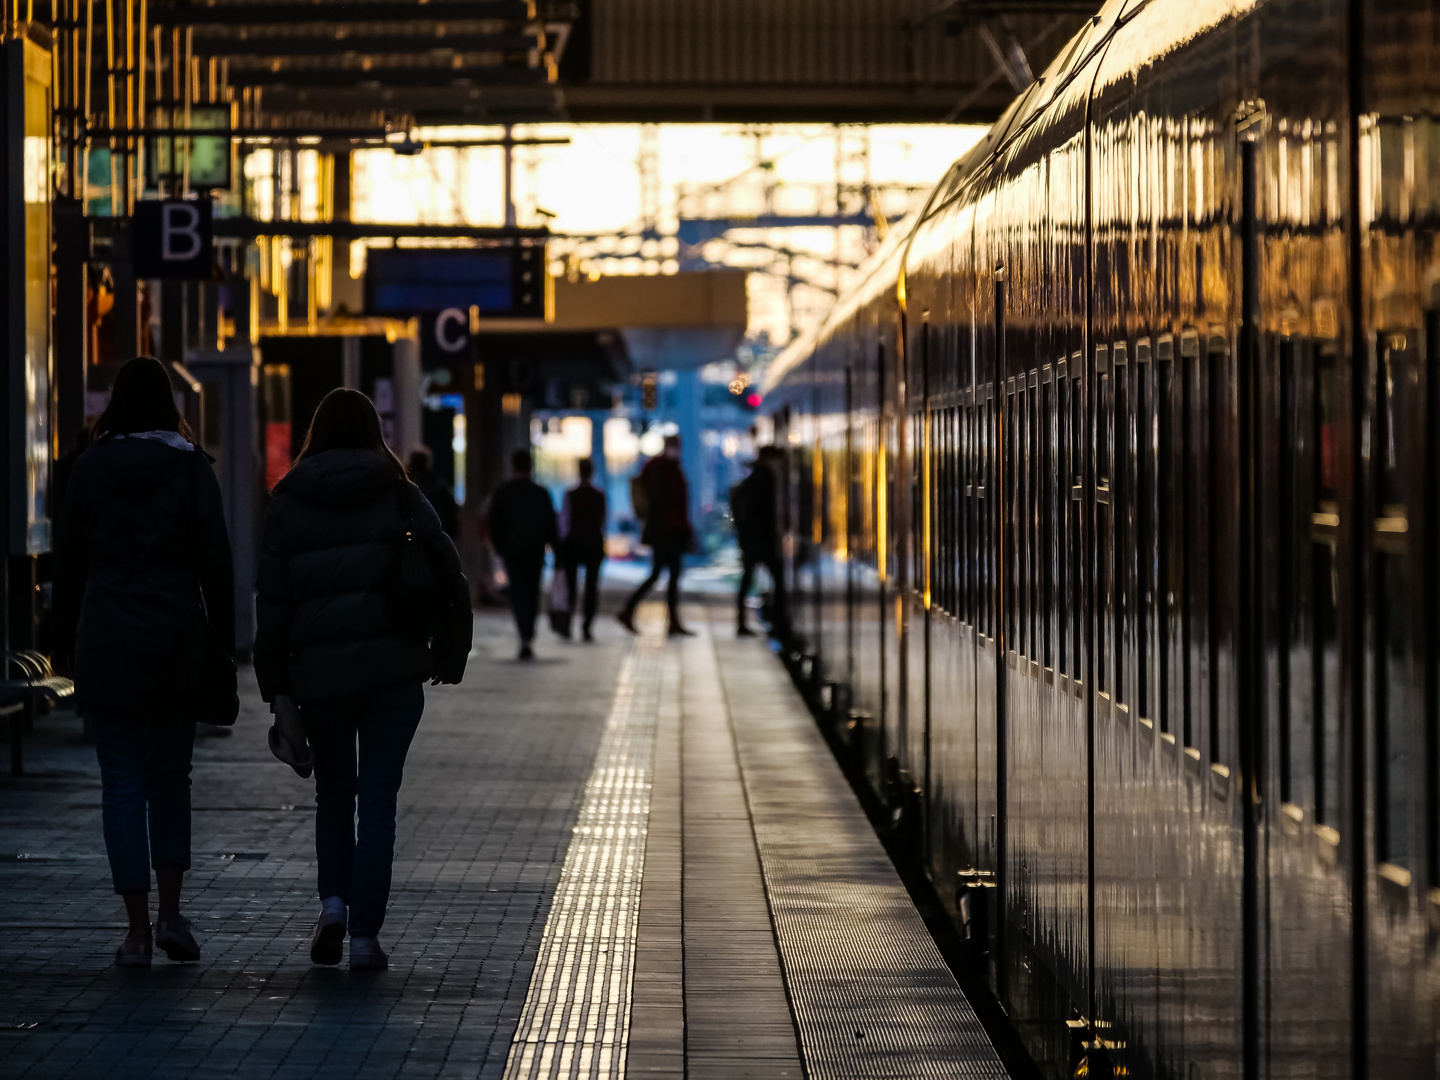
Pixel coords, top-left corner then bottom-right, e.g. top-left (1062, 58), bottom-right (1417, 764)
top-left (154, 916), bottom-right (200, 962)
top-left (616, 611), bottom-right (637, 635)
top-left (310, 910), bottom-right (347, 966)
top-left (115, 936), bottom-right (153, 968)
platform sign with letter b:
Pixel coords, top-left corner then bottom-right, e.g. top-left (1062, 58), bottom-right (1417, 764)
top-left (133, 199), bottom-right (213, 279)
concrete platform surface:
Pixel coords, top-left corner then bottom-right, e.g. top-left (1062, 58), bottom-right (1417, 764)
top-left (0, 605), bottom-right (1005, 1080)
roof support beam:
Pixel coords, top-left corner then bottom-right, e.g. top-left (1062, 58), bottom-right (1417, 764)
top-left (151, 1), bottom-right (532, 25)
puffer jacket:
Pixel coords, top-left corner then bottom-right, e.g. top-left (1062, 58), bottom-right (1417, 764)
top-left (254, 448), bottom-right (471, 704)
top-left (52, 436), bottom-right (235, 712)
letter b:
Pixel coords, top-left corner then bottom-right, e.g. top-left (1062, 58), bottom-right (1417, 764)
top-left (161, 203), bottom-right (203, 261)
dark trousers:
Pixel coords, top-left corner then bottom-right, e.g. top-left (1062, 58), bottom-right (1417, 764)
top-left (564, 553), bottom-right (604, 632)
top-left (91, 714), bottom-right (197, 893)
top-left (624, 543), bottom-right (683, 623)
top-left (739, 551), bottom-right (787, 631)
top-left (303, 681), bottom-right (424, 938)
top-left (504, 556), bottom-right (545, 645)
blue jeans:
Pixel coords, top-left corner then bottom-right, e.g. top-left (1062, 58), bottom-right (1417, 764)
top-left (302, 681), bottom-right (424, 938)
top-left (90, 714), bottom-right (197, 894)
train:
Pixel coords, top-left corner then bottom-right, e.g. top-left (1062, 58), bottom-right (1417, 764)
top-left (759, 0), bottom-right (1438, 1077)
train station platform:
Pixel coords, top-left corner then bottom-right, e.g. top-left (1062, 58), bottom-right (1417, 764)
top-left (0, 605), bottom-right (1006, 1080)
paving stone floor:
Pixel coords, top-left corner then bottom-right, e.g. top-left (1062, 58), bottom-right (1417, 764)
top-left (0, 602), bottom-right (1007, 1080)
top-left (0, 612), bottom-right (621, 1080)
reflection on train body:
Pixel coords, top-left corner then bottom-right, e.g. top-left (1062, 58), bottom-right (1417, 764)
top-left (762, 1), bottom-right (1440, 1077)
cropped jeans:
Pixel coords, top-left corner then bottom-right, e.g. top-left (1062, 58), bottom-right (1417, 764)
top-left (303, 681), bottom-right (424, 938)
top-left (90, 714), bottom-right (197, 894)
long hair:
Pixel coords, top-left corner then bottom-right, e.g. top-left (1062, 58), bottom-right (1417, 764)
top-left (295, 387), bottom-right (407, 482)
top-left (93, 356), bottom-right (196, 442)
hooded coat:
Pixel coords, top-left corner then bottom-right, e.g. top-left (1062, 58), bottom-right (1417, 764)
top-left (254, 448), bottom-right (471, 704)
top-left (52, 435), bottom-right (235, 713)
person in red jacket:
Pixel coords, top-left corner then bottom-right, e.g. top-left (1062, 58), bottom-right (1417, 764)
top-left (618, 434), bottom-right (694, 636)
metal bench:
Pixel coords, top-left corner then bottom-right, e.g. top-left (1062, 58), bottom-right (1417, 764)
top-left (5, 650), bottom-right (76, 776)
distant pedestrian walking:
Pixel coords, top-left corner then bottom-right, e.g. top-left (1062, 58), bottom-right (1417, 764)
top-left (486, 449), bottom-right (558, 659)
top-left (53, 356), bottom-right (236, 969)
top-left (406, 445), bottom-right (460, 539)
top-left (254, 389), bottom-right (472, 971)
top-left (619, 434), bottom-right (694, 637)
top-left (732, 445), bottom-right (787, 637)
top-left (560, 457), bottom-right (608, 642)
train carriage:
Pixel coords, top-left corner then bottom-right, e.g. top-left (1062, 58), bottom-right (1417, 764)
top-left (761, 0), bottom-right (1440, 1076)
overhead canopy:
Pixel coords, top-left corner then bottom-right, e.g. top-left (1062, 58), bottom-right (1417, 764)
top-left (481, 270), bottom-right (750, 372)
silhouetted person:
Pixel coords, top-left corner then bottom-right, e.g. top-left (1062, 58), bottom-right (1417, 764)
top-left (619, 433), bottom-right (693, 637)
top-left (255, 389), bottom-right (471, 971)
top-left (733, 445), bottom-right (787, 637)
top-left (407, 446), bottom-right (459, 538)
top-left (561, 457), bottom-right (607, 642)
top-left (52, 356), bottom-right (235, 969)
top-left (487, 449), bottom-right (558, 659)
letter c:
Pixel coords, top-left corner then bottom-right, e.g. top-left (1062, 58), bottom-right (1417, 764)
top-left (435, 307), bottom-right (468, 353)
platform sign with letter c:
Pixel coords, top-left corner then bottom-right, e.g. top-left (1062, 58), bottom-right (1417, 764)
top-left (434, 307), bottom-right (469, 353)
top-left (421, 306), bottom-right (475, 371)
top-left (133, 198), bottom-right (214, 279)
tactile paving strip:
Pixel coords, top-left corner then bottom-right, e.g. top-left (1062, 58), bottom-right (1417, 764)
top-left (503, 616), bottom-right (665, 1080)
top-left (714, 632), bottom-right (1009, 1080)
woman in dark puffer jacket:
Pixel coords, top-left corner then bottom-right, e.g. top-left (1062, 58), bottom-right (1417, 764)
top-left (53, 356), bottom-right (235, 968)
top-left (254, 389), bottom-right (471, 971)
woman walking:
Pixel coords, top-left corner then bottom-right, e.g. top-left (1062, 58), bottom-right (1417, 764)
top-left (254, 389), bottom-right (471, 970)
top-left (53, 356), bottom-right (235, 968)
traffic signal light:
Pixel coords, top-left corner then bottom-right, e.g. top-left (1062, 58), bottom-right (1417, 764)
top-left (641, 373), bottom-right (658, 411)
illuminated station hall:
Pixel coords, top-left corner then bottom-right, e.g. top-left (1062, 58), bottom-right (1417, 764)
top-left (2, 2), bottom-right (1438, 1079)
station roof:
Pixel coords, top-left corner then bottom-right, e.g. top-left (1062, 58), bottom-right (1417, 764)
top-left (131, 0), bottom-right (1092, 131)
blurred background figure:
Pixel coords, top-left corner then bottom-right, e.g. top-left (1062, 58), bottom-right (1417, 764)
top-left (52, 356), bottom-right (235, 969)
top-left (618, 433), bottom-right (693, 637)
top-left (559, 457), bottom-right (607, 643)
top-left (732, 445), bottom-right (786, 638)
top-left (407, 446), bottom-right (459, 539)
top-left (487, 449), bottom-right (558, 660)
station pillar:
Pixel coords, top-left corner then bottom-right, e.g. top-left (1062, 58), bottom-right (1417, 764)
top-left (184, 345), bottom-right (262, 655)
top-left (393, 335), bottom-right (422, 458)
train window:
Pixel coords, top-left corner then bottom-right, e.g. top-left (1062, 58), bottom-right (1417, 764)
top-left (1182, 330), bottom-right (1202, 751)
top-left (1025, 381), bottom-right (1036, 660)
top-left (1042, 370), bottom-right (1055, 670)
top-left (1428, 308), bottom-right (1440, 892)
top-left (1427, 309), bottom-right (1440, 889)
top-left (1277, 336), bottom-right (1299, 803)
top-left (983, 394), bottom-right (993, 638)
top-left (1114, 341), bottom-right (1129, 709)
top-left (1313, 339), bottom-right (1341, 826)
top-left (936, 404), bottom-right (946, 615)
top-left (1157, 336), bottom-right (1177, 736)
top-left (1096, 345), bottom-right (1111, 695)
top-left (1071, 354), bottom-right (1084, 680)
top-left (1206, 336), bottom-right (1225, 765)
top-left (1137, 340), bottom-right (1154, 723)
top-left (1013, 385), bottom-right (1025, 656)
top-left (1056, 370), bottom-right (1068, 677)
top-left (1375, 330), bottom-right (1414, 869)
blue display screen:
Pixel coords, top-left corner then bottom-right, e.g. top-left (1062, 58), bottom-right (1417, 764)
top-left (367, 249), bottom-right (514, 314)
